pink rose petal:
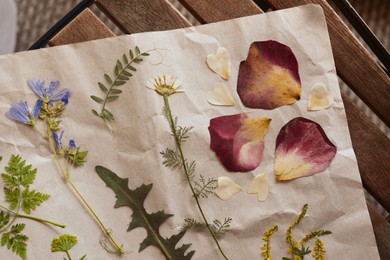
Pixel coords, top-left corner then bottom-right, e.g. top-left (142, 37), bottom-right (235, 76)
top-left (209, 114), bottom-right (271, 172)
top-left (274, 117), bottom-right (337, 180)
top-left (237, 40), bottom-right (301, 109)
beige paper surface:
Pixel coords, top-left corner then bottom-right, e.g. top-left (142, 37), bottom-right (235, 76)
top-left (0, 5), bottom-right (379, 259)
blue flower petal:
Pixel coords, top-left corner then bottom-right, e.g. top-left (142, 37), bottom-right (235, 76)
top-left (32, 99), bottom-right (42, 119)
top-left (7, 101), bottom-right (31, 124)
top-left (52, 130), bottom-right (64, 148)
top-left (69, 139), bottom-right (76, 149)
top-left (51, 88), bottom-right (72, 102)
top-left (27, 79), bottom-right (45, 99)
top-left (46, 80), bottom-right (60, 97)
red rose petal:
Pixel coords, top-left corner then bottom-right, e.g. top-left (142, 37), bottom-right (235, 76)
top-left (237, 40), bottom-right (301, 109)
top-left (274, 117), bottom-right (337, 180)
top-left (209, 114), bottom-right (271, 172)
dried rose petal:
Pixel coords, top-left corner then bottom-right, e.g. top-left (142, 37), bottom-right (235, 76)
top-left (247, 173), bottom-right (268, 202)
top-left (237, 40), bottom-right (301, 109)
top-left (207, 47), bottom-right (231, 79)
top-left (214, 176), bottom-right (242, 200)
top-left (274, 117), bottom-right (336, 180)
top-left (307, 82), bottom-right (334, 111)
top-left (209, 114), bottom-right (271, 172)
top-left (207, 82), bottom-right (235, 106)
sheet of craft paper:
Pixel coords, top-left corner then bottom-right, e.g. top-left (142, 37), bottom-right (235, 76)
top-left (0, 4), bottom-right (379, 259)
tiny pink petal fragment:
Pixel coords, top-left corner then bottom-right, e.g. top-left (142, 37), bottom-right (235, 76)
top-left (274, 117), bottom-right (336, 180)
top-left (237, 40), bottom-right (301, 109)
top-left (209, 114), bottom-right (271, 172)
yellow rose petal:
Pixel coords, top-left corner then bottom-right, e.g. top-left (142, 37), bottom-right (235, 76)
top-left (206, 82), bottom-right (235, 106)
top-left (247, 173), bottom-right (268, 201)
top-left (308, 82), bottom-right (333, 111)
top-left (214, 176), bottom-right (241, 200)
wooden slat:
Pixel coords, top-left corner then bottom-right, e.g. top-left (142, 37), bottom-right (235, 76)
top-left (367, 202), bottom-right (390, 260)
top-left (95, 0), bottom-right (191, 34)
top-left (262, 0), bottom-right (390, 128)
top-left (179, 0), bottom-right (263, 23)
top-left (342, 92), bottom-right (390, 211)
top-left (48, 8), bottom-right (115, 46)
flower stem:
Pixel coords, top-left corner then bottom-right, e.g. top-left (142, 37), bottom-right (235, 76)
top-left (65, 250), bottom-right (72, 260)
top-left (163, 94), bottom-right (229, 260)
top-left (0, 204), bottom-right (65, 228)
top-left (46, 120), bottom-right (124, 255)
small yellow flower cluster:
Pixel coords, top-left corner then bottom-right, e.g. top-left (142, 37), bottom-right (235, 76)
top-left (312, 239), bottom-right (326, 260)
top-left (261, 225), bottom-right (278, 260)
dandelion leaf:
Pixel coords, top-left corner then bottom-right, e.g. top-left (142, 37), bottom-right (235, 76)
top-left (95, 166), bottom-right (195, 259)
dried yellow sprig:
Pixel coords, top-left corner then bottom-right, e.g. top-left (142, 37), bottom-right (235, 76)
top-left (261, 225), bottom-right (278, 260)
top-left (312, 239), bottom-right (326, 260)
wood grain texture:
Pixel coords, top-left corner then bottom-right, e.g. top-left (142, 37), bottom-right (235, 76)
top-left (179, 0), bottom-right (263, 23)
top-left (95, 0), bottom-right (191, 34)
top-left (262, 0), bottom-right (390, 128)
top-left (367, 202), bottom-right (390, 260)
top-left (48, 8), bottom-right (115, 46)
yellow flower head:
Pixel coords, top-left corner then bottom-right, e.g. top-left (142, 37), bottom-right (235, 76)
top-left (146, 74), bottom-right (183, 96)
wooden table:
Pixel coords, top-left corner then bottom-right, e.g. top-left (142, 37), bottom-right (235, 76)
top-left (43, 0), bottom-right (390, 258)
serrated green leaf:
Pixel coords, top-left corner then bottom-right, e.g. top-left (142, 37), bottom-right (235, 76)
top-left (109, 89), bottom-right (123, 94)
top-left (51, 234), bottom-right (78, 252)
top-left (2, 224), bottom-right (28, 259)
top-left (104, 73), bottom-right (112, 84)
top-left (113, 80), bottom-right (126, 86)
top-left (135, 46), bottom-right (141, 55)
top-left (0, 211), bottom-right (10, 229)
top-left (21, 188), bottom-right (50, 214)
top-left (4, 187), bottom-right (20, 210)
top-left (98, 82), bottom-right (108, 92)
top-left (129, 49), bottom-right (134, 59)
top-left (90, 95), bottom-right (104, 104)
top-left (107, 96), bottom-right (119, 102)
top-left (123, 54), bottom-right (128, 64)
top-left (1, 174), bottom-right (18, 188)
top-left (95, 166), bottom-right (194, 259)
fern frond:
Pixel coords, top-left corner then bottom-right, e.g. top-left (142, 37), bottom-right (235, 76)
top-left (181, 218), bottom-right (207, 233)
top-left (1, 223), bottom-right (28, 259)
top-left (176, 126), bottom-right (194, 143)
top-left (160, 148), bottom-right (182, 168)
top-left (211, 218), bottom-right (232, 239)
top-left (193, 175), bottom-right (217, 199)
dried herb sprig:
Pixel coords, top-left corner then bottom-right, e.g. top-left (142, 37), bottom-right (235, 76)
top-left (51, 234), bottom-right (86, 260)
top-left (7, 79), bottom-right (124, 255)
top-left (148, 75), bottom-right (230, 259)
top-left (91, 46), bottom-right (153, 122)
top-left (0, 155), bottom-right (65, 259)
top-left (261, 225), bottom-right (278, 260)
top-left (261, 204), bottom-right (332, 260)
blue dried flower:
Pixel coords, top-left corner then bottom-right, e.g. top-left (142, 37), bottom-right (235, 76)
top-left (52, 130), bottom-right (64, 148)
top-left (28, 79), bottom-right (71, 104)
top-left (7, 100), bottom-right (41, 125)
top-left (69, 139), bottom-right (76, 149)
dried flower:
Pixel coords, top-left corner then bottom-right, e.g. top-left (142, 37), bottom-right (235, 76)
top-left (28, 79), bottom-right (71, 104)
top-left (261, 225), bottom-right (278, 260)
top-left (146, 74), bottom-right (183, 96)
top-left (7, 100), bottom-right (41, 125)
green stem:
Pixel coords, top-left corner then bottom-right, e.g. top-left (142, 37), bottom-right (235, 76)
top-left (100, 48), bottom-right (155, 117)
top-left (46, 120), bottom-right (124, 254)
top-left (65, 250), bottom-right (72, 260)
top-left (0, 204), bottom-right (65, 228)
top-left (163, 94), bottom-right (229, 260)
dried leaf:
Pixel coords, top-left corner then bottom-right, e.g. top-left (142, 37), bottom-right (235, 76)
top-left (95, 166), bottom-right (195, 259)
